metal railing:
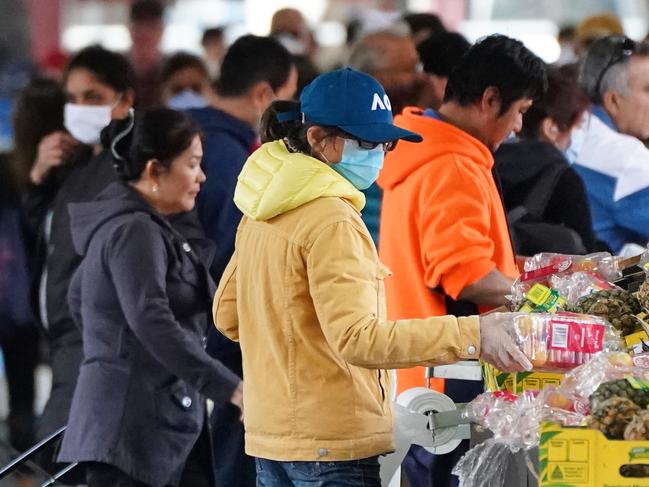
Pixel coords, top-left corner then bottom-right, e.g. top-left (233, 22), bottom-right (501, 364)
top-left (0, 426), bottom-right (79, 487)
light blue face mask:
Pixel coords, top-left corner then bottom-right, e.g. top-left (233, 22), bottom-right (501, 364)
top-left (167, 89), bottom-right (209, 111)
top-left (563, 123), bottom-right (585, 165)
top-left (331, 139), bottom-right (385, 190)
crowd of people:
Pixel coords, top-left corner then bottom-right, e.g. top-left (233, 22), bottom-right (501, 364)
top-left (3, 1), bottom-right (649, 486)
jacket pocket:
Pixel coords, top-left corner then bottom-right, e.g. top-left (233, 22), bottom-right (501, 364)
top-left (154, 381), bottom-right (201, 434)
top-left (352, 366), bottom-right (387, 419)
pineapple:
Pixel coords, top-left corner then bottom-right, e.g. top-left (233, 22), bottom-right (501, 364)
top-left (624, 410), bottom-right (649, 440)
top-left (590, 379), bottom-right (649, 410)
top-left (588, 396), bottom-right (641, 439)
top-left (568, 289), bottom-right (641, 335)
top-left (636, 279), bottom-right (649, 310)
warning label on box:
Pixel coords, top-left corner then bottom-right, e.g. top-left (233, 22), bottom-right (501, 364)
top-left (547, 463), bottom-right (588, 483)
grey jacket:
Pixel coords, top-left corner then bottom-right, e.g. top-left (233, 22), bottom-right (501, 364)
top-left (57, 182), bottom-right (240, 487)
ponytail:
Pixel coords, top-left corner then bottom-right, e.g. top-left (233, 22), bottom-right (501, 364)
top-left (260, 100), bottom-right (339, 155)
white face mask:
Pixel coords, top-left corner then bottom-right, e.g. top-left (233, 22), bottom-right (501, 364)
top-left (64, 102), bottom-right (114, 145)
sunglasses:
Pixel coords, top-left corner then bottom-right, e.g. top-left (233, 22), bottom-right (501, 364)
top-left (594, 37), bottom-right (636, 98)
top-left (339, 135), bottom-right (398, 152)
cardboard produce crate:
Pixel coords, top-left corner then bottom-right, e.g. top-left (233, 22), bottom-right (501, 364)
top-left (540, 422), bottom-right (649, 486)
top-left (482, 361), bottom-right (564, 393)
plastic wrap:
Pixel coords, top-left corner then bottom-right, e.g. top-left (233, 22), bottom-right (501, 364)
top-left (548, 272), bottom-right (613, 306)
top-left (639, 248), bottom-right (649, 275)
top-left (523, 252), bottom-right (620, 279)
top-left (455, 352), bottom-right (649, 487)
top-left (454, 391), bottom-right (542, 487)
top-left (511, 313), bottom-right (622, 371)
top-left (511, 252), bottom-right (620, 309)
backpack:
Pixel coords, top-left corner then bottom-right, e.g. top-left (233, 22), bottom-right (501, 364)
top-left (506, 163), bottom-right (587, 257)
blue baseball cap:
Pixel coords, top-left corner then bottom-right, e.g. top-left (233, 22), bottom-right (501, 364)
top-left (294, 68), bottom-right (422, 143)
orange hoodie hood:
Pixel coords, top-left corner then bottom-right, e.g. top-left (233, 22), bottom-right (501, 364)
top-left (377, 107), bottom-right (494, 190)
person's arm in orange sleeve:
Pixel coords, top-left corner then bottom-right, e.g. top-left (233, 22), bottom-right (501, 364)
top-left (419, 157), bottom-right (513, 306)
top-left (459, 269), bottom-right (513, 306)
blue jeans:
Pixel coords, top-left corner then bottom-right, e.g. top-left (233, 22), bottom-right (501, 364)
top-left (255, 457), bottom-right (381, 486)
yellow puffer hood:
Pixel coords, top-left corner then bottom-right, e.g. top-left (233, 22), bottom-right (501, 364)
top-left (234, 140), bottom-right (366, 221)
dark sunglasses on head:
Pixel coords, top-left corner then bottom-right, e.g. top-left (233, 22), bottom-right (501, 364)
top-left (594, 37), bottom-right (637, 97)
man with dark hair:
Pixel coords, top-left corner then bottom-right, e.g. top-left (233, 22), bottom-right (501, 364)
top-left (417, 31), bottom-right (471, 110)
top-left (186, 34), bottom-right (297, 487)
top-left (571, 35), bottom-right (649, 255)
top-left (129, 0), bottom-right (165, 107)
top-left (216, 35), bottom-right (296, 98)
top-left (403, 12), bottom-right (446, 44)
top-left (377, 34), bottom-right (546, 486)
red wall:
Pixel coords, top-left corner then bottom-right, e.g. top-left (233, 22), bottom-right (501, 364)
top-left (25, 0), bottom-right (62, 63)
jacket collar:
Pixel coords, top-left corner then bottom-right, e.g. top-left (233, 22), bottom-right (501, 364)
top-left (234, 140), bottom-right (366, 221)
top-left (592, 105), bottom-right (618, 131)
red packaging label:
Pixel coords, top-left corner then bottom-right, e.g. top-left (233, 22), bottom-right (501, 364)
top-left (633, 353), bottom-right (649, 369)
top-left (546, 320), bottom-right (605, 368)
top-left (521, 259), bottom-right (573, 282)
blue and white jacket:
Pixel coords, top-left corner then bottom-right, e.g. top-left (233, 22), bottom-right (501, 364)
top-left (571, 107), bottom-right (649, 253)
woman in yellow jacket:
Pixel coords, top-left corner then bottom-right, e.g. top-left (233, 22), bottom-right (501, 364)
top-left (213, 68), bottom-right (531, 486)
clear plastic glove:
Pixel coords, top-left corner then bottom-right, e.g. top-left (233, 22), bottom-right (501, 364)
top-left (479, 312), bottom-right (533, 372)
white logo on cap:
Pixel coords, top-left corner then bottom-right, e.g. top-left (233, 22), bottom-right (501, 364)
top-left (371, 93), bottom-right (392, 111)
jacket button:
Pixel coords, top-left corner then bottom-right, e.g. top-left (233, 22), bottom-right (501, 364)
top-left (181, 396), bottom-right (192, 408)
top-left (182, 242), bottom-right (191, 252)
top-left (467, 345), bottom-right (476, 355)
top-left (318, 448), bottom-right (328, 457)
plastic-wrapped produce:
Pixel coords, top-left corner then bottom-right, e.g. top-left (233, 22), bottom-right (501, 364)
top-left (523, 252), bottom-right (620, 280)
top-left (511, 313), bottom-right (622, 371)
top-left (454, 352), bottom-right (644, 487)
top-left (510, 252), bottom-right (621, 310)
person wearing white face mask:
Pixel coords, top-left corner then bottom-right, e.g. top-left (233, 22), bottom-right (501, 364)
top-left (212, 68), bottom-right (533, 486)
top-left (23, 46), bottom-right (140, 478)
top-left (63, 95), bottom-right (123, 145)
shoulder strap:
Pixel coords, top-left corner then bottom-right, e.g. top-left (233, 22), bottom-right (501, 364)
top-left (520, 163), bottom-right (568, 219)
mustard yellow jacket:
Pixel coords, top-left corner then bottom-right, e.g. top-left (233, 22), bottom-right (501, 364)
top-left (213, 140), bottom-right (481, 461)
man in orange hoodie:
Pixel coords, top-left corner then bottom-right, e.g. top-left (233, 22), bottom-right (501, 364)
top-left (377, 35), bottom-right (546, 486)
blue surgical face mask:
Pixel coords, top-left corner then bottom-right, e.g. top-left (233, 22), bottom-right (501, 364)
top-left (167, 89), bottom-right (209, 110)
top-left (563, 121), bottom-right (586, 165)
top-left (331, 139), bottom-right (385, 190)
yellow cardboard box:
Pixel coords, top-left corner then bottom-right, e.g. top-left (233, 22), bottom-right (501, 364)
top-left (482, 361), bottom-right (563, 393)
top-left (540, 422), bottom-right (649, 486)
top-left (625, 329), bottom-right (649, 355)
